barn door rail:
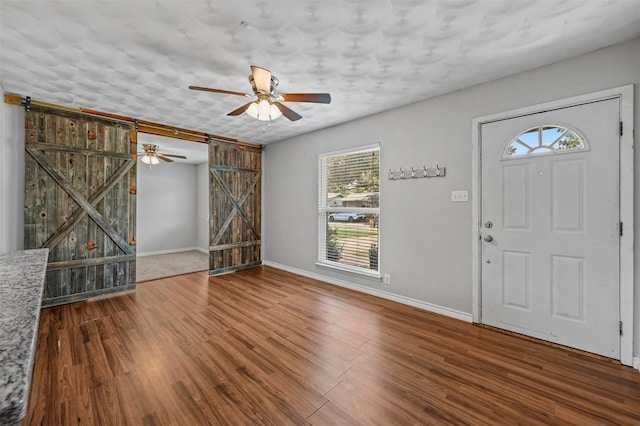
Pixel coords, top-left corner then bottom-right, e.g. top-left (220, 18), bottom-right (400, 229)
top-left (4, 93), bottom-right (260, 149)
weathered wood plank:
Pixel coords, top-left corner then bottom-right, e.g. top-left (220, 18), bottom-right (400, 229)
top-left (128, 126), bottom-right (137, 285)
top-left (94, 122), bottom-right (107, 289)
top-left (50, 115), bottom-right (66, 296)
top-left (23, 113), bottom-right (39, 251)
top-left (27, 142), bottom-right (131, 159)
top-left (209, 164), bottom-right (260, 173)
top-left (210, 240), bottom-right (261, 251)
top-left (103, 123), bottom-right (116, 288)
top-left (209, 261), bottom-right (262, 276)
top-left (41, 283), bottom-right (136, 308)
top-left (71, 119), bottom-right (88, 295)
top-left (47, 254), bottom-right (137, 271)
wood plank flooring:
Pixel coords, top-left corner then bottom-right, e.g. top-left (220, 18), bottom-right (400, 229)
top-left (19, 266), bottom-right (640, 425)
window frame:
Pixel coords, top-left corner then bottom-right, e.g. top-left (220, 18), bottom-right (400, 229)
top-left (317, 143), bottom-right (381, 278)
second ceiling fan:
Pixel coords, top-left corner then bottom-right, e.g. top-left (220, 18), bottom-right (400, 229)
top-left (138, 143), bottom-right (186, 165)
top-left (189, 65), bottom-right (331, 122)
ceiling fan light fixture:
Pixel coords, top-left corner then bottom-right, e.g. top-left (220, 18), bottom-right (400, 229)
top-left (190, 65), bottom-right (330, 122)
top-left (141, 154), bottom-right (160, 165)
top-left (245, 99), bottom-right (282, 121)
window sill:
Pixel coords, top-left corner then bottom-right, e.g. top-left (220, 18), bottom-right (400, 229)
top-left (315, 261), bottom-right (381, 279)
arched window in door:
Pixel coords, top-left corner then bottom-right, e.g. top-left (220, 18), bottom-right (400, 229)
top-left (503, 125), bottom-right (587, 159)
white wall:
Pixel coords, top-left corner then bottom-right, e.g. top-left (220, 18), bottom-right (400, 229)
top-left (196, 163), bottom-right (209, 252)
top-left (263, 39), bottom-right (640, 356)
top-left (0, 93), bottom-right (25, 253)
top-left (136, 162), bottom-right (200, 254)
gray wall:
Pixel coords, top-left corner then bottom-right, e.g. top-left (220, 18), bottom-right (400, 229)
top-left (0, 97), bottom-right (25, 253)
top-left (263, 39), bottom-right (640, 356)
top-left (137, 162), bottom-right (201, 254)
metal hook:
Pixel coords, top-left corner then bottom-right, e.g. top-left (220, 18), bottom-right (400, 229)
top-left (436, 163), bottom-right (441, 176)
top-left (399, 167), bottom-right (405, 178)
top-left (388, 168), bottom-right (394, 180)
top-left (411, 165), bottom-right (416, 178)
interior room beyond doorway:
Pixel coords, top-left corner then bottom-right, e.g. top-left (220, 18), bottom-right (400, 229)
top-left (136, 133), bottom-right (209, 281)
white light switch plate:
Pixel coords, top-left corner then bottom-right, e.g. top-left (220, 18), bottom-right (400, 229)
top-left (451, 190), bottom-right (469, 202)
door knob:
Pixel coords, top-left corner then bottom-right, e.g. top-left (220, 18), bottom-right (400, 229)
top-left (484, 235), bottom-right (493, 242)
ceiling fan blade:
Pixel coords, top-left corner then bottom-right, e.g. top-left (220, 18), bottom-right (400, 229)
top-left (189, 86), bottom-right (251, 97)
top-left (227, 101), bottom-right (255, 116)
top-left (161, 154), bottom-right (187, 159)
top-left (279, 93), bottom-right (332, 104)
top-left (250, 65), bottom-right (272, 94)
top-left (157, 155), bottom-right (174, 163)
top-left (274, 102), bottom-right (302, 121)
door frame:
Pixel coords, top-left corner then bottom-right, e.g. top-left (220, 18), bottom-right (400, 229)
top-left (471, 85), bottom-right (634, 366)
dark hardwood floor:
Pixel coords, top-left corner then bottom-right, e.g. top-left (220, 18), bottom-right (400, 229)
top-left (19, 266), bottom-right (640, 425)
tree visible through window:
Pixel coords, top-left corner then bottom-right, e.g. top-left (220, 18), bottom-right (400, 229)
top-left (504, 125), bottom-right (586, 158)
top-left (318, 145), bottom-right (380, 275)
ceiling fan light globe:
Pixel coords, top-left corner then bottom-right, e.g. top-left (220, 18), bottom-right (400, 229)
top-left (150, 156), bottom-right (160, 165)
top-left (141, 155), bottom-right (151, 164)
top-left (258, 99), bottom-right (270, 113)
top-left (269, 104), bottom-right (283, 120)
top-left (245, 102), bottom-right (259, 119)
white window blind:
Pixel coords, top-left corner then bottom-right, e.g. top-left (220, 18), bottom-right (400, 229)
top-left (318, 144), bottom-right (380, 276)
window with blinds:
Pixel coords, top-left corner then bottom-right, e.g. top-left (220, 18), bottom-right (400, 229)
top-left (318, 144), bottom-right (380, 276)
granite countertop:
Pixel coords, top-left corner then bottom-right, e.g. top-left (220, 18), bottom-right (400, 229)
top-left (0, 249), bottom-right (48, 426)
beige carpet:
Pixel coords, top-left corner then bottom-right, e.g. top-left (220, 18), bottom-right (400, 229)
top-left (136, 250), bottom-right (209, 282)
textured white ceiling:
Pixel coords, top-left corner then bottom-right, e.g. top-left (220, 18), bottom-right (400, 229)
top-left (2, 0), bottom-right (640, 159)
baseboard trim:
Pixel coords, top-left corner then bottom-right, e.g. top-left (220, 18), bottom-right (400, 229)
top-left (633, 357), bottom-right (640, 372)
top-left (137, 247), bottom-right (207, 257)
top-left (263, 261), bottom-right (472, 323)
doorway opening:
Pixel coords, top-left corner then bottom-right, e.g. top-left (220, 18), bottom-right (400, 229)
top-left (136, 133), bottom-right (209, 282)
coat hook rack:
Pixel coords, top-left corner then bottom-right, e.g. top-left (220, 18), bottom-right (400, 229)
top-left (388, 164), bottom-right (445, 180)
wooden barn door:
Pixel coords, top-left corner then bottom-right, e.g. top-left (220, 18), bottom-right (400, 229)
top-left (24, 106), bottom-right (137, 307)
top-left (209, 141), bottom-right (261, 275)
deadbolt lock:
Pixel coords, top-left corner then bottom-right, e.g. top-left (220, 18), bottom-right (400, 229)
top-left (484, 221), bottom-right (493, 228)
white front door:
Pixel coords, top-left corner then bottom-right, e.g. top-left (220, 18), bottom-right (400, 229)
top-left (480, 98), bottom-right (620, 359)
